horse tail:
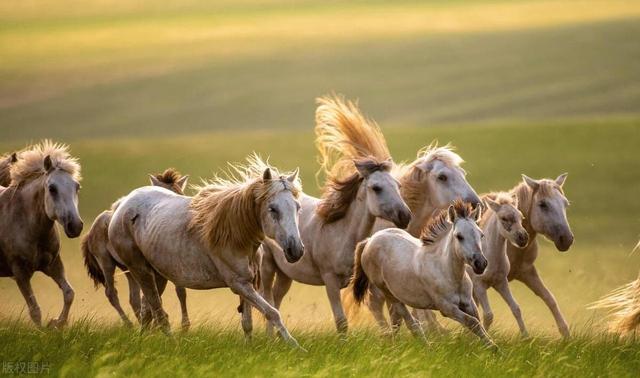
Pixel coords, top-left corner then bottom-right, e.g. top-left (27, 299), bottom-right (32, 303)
top-left (351, 238), bottom-right (370, 305)
top-left (82, 234), bottom-right (105, 288)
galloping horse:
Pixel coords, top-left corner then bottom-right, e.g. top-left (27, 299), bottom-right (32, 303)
top-left (0, 141), bottom-right (83, 327)
top-left (82, 169), bottom-right (190, 328)
top-left (351, 200), bottom-right (495, 348)
top-left (108, 156), bottom-right (306, 348)
top-left (260, 95), bottom-right (412, 334)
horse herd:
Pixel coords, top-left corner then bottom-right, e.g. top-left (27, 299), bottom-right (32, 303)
top-left (0, 95), bottom-right (579, 350)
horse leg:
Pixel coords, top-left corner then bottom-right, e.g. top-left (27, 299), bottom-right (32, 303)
top-left (413, 309), bottom-right (447, 334)
top-left (228, 279), bottom-right (302, 350)
top-left (12, 265), bottom-right (41, 326)
top-left (125, 272), bottom-right (144, 324)
top-left (390, 302), bottom-right (426, 342)
top-left (473, 282), bottom-right (494, 331)
top-left (130, 268), bottom-right (169, 333)
top-left (101, 259), bottom-right (133, 326)
top-left (269, 272), bottom-right (293, 337)
top-left (175, 286), bottom-right (190, 331)
top-left (367, 285), bottom-right (390, 331)
top-left (322, 273), bottom-right (348, 334)
top-left (439, 301), bottom-right (496, 349)
top-left (42, 254), bottom-right (74, 328)
top-left (494, 279), bottom-right (528, 337)
top-left (152, 273), bottom-right (170, 329)
top-left (240, 298), bottom-right (253, 340)
top-left (259, 248), bottom-right (278, 336)
top-left (518, 266), bottom-right (569, 338)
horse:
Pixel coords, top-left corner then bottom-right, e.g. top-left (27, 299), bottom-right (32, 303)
top-left (260, 95), bottom-right (412, 334)
top-left (356, 144), bottom-right (481, 332)
top-left (469, 192), bottom-right (529, 336)
top-left (506, 174), bottom-right (574, 337)
top-left (82, 169), bottom-right (190, 328)
top-left (591, 241), bottom-right (640, 334)
top-left (350, 200), bottom-right (496, 348)
top-left (108, 156), bottom-right (306, 348)
top-left (0, 141), bottom-right (83, 327)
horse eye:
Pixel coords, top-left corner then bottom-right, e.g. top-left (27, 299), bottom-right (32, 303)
top-left (48, 184), bottom-right (57, 195)
top-left (456, 234), bottom-right (464, 241)
top-left (437, 174), bottom-right (448, 182)
top-left (539, 201), bottom-right (548, 210)
top-left (268, 206), bottom-right (278, 214)
top-left (500, 217), bottom-right (508, 222)
top-left (371, 185), bottom-right (382, 194)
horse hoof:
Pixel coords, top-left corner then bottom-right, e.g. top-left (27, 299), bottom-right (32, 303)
top-left (46, 319), bottom-right (65, 329)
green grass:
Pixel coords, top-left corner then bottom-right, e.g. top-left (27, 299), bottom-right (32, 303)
top-left (1, 320), bottom-right (639, 377)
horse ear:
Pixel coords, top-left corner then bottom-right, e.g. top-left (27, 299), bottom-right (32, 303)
top-left (10, 152), bottom-right (17, 163)
top-left (416, 159), bottom-right (434, 173)
top-left (176, 175), bottom-right (190, 192)
top-left (148, 174), bottom-right (161, 187)
top-left (522, 174), bottom-right (540, 190)
top-left (555, 172), bottom-right (568, 187)
top-left (263, 168), bottom-right (272, 181)
top-left (287, 168), bottom-right (299, 183)
top-left (471, 205), bottom-right (482, 221)
top-left (447, 205), bottom-right (456, 223)
top-left (353, 160), bottom-right (370, 177)
top-left (485, 198), bottom-right (501, 213)
top-left (43, 155), bottom-right (53, 172)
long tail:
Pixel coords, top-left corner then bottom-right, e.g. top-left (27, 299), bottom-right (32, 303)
top-left (81, 235), bottom-right (105, 288)
top-left (591, 275), bottom-right (640, 333)
top-left (351, 238), bottom-right (370, 305)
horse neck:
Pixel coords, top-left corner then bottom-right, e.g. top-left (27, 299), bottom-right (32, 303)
top-left (514, 185), bottom-right (538, 241)
top-left (400, 171), bottom-right (437, 237)
top-left (340, 183), bottom-right (376, 246)
top-left (432, 231), bottom-right (467, 282)
top-left (482, 212), bottom-right (506, 260)
top-left (14, 177), bottom-right (54, 233)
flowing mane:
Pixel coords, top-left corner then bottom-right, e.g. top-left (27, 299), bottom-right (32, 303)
top-left (154, 168), bottom-right (186, 194)
top-left (395, 143), bottom-right (465, 213)
top-left (189, 155), bottom-right (301, 251)
top-left (9, 140), bottom-right (81, 185)
top-left (420, 200), bottom-right (473, 246)
top-left (314, 94), bottom-right (393, 224)
top-left (315, 94), bottom-right (391, 181)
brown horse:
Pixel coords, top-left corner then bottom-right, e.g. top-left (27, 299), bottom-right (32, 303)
top-left (0, 141), bottom-right (83, 327)
top-left (82, 169), bottom-right (190, 328)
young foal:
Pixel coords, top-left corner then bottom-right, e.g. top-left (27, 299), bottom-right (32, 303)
top-left (506, 174), bottom-right (574, 337)
top-left (0, 141), bottom-right (83, 327)
top-left (351, 201), bottom-right (496, 347)
top-left (82, 169), bottom-right (190, 328)
top-left (470, 192), bottom-right (529, 336)
top-left (109, 157), bottom-right (305, 347)
top-left (260, 96), bottom-right (411, 334)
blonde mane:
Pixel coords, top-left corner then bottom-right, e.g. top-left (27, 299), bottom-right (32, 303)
top-left (9, 140), bottom-right (81, 185)
top-left (314, 94), bottom-right (393, 224)
top-left (315, 94), bottom-right (391, 181)
top-left (420, 200), bottom-right (473, 246)
top-left (189, 155), bottom-right (301, 251)
top-left (396, 143), bottom-right (465, 213)
top-left (0, 152), bottom-right (17, 186)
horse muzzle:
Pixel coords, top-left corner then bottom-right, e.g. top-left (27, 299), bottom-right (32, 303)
top-left (515, 231), bottom-right (529, 248)
top-left (471, 255), bottom-right (488, 275)
top-left (554, 233), bottom-right (574, 252)
top-left (63, 217), bottom-right (84, 238)
top-left (392, 208), bottom-right (412, 229)
top-left (282, 237), bottom-right (305, 263)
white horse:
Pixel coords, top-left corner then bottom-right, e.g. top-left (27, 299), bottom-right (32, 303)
top-left (108, 156), bottom-right (306, 348)
top-left (351, 200), bottom-right (496, 348)
top-left (260, 96), bottom-right (411, 334)
top-left (470, 192), bottom-right (529, 336)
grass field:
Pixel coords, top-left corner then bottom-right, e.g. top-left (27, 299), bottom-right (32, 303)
top-left (1, 0), bottom-right (639, 376)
